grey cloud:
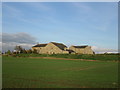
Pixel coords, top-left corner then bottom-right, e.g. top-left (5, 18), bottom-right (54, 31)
top-left (1, 32), bottom-right (37, 52)
top-left (2, 32), bottom-right (36, 44)
top-left (2, 42), bottom-right (34, 52)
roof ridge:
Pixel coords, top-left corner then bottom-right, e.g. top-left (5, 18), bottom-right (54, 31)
top-left (72, 45), bottom-right (88, 48)
top-left (33, 43), bottom-right (47, 47)
top-left (50, 42), bottom-right (67, 50)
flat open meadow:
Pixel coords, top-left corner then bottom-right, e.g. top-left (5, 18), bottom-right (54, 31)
top-left (2, 55), bottom-right (118, 88)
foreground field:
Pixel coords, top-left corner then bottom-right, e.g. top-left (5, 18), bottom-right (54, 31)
top-left (3, 56), bottom-right (118, 88)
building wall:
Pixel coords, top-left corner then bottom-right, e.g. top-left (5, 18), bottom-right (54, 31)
top-left (38, 43), bottom-right (69, 54)
top-left (69, 46), bottom-right (93, 54)
top-left (62, 51), bottom-right (69, 54)
top-left (84, 46), bottom-right (94, 54)
top-left (31, 47), bottom-right (40, 53)
top-left (32, 43), bottom-right (93, 54)
top-left (32, 47), bottom-right (45, 53)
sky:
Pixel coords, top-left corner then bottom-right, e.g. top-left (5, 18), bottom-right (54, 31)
top-left (2, 2), bottom-right (118, 53)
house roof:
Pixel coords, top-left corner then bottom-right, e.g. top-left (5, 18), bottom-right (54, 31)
top-left (50, 42), bottom-right (67, 50)
top-left (72, 45), bottom-right (88, 48)
top-left (32, 44), bottom-right (47, 47)
top-left (32, 42), bottom-right (67, 50)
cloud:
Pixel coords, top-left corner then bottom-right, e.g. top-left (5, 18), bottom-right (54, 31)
top-left (2, 42), bottom-right (34, 52)
top-left (3, 3), bottom-right (56, 26)
top-left (3, 3), bottom-right (36, 25)
top-left (72, 2), bottom-right (117, 32)
top-left (3, 3), bottom-right (33, 25)
top-left (73, 2), bottom-right (92, 11)
top-left (91, 46), bottom-right (118, 53)
top-left (25, 2), bottom-right (52, 11)
top-left (3, 3), bottom-right (23, 18)
top-left (1, 32), bottom-right (118, 53)
top-left (2, 32), bottom-right (36, 44)
top-left (1, 32), bottom-right (37, 52)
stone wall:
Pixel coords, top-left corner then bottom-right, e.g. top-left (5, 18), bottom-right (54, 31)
top-left (35, 43), bottom-right (69, 54)
top-left (69, 46), bottom-right (93, 54)
top-left (32, 43), bottom-right (94, 54)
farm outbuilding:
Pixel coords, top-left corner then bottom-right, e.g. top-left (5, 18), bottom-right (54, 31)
top-left (32, 42), bottom-right (69, 54)
top-left (32, 42), bottom-right (94, 54)
top-left (69, 45), bottom-right (94, 54)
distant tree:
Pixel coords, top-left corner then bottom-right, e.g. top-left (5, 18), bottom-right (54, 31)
top-left (27, 49), bottom-right (32, 54)
top-left (104, 52), bottom-right (108, 54)
top-left (22, 49), bottom-right (27, 54)
top-left (14, 45), bottom-right (23, 53)
top-left (6, 50), bottom-right (11, 55)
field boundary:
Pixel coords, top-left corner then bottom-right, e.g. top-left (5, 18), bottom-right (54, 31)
top-left (28, 57), bottom-right (119, 62)
top-left (29, 57), bottom-right (101, 61)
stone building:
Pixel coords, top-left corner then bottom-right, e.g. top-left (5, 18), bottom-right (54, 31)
top-left (32, 42), bottom-right (69, 54)
top-left (69, 45), bottom-right (94, 54)
top-left (31, 44), bottom-right (47, 53)
top-left (32, 42), bottom-right (94, 54)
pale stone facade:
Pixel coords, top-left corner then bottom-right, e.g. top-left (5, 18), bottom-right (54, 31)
top-left (32, 42), bottom-right (69, 54)
top-left (32, 42), bottom-right (94, 54)
top-left (31, 44), bottom-right (47, 53)
top-left (69, 45), bottom-right (94, 54)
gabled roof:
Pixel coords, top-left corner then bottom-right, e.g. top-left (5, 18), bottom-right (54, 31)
top-left (32, 42), bottom-right (67, 50)
top-left (32, 44), bottom-right (47, 47)
top-left (50, 42), bottom-right (67, 50)
top-left (72, 45), bottom-right (88, 48)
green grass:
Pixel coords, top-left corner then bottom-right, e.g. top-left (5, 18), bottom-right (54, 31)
top-left (11, 53), bottom-right (119, 61)
top-left (2, 56), bottom-right (118, 88)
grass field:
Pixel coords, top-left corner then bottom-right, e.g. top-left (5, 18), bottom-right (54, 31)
top-left (2, 56), bottom-right (118, 88)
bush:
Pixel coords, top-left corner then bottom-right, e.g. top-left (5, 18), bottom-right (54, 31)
top-left (6, 50), bottom-right (11, 55)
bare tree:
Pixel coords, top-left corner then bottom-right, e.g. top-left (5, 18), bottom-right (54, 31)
top-left (14, 45), bottom-right (23, 54)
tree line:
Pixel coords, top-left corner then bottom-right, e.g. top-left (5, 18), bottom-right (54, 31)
top-left (4, 45), bottom-right (37, 55)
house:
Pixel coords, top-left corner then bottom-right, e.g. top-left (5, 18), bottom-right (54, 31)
top-left (69, 45), bottom-right (94, 54)
top-left (32, 42), bottom-right (94, 54)
top-left (32, 44), bottom-right (47, 53)
top-left (32, 42), bottom-right (69, 54)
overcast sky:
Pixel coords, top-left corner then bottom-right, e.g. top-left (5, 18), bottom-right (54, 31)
top-left (2, 2), bottom-right (118, 53)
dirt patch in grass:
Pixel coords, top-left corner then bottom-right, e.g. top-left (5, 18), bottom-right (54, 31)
top-left (61, 65), bottom-right (98, 71)
top-left (62, 67), bottom-right (93, 71)
top-left (29, 57), bottom-right (118, 62)
top-left (29, 57), bottom-right (98, 61)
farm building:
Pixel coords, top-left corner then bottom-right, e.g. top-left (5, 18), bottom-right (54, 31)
top-left (69, 45), bottom-right (94, 54)
top-left (32, 42), bottom-right (69, 54)
top-left (32, 42), bottom-right (94, 54)
top-left (31, 44), bottom-right (47, 53)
